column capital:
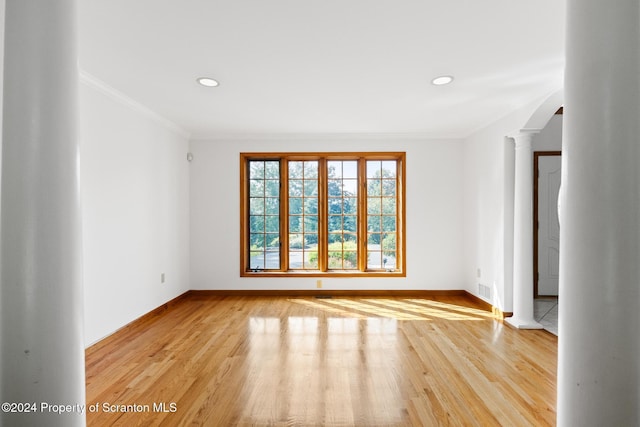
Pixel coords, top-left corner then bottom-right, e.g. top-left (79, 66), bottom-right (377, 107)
top-left (510, 129), bottom-right (539, 149)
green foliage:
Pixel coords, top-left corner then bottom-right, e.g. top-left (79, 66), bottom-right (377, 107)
top-left (310, 241), bottom-right (357, 268)
top-left (289, 234), bottom-right (304, 249)
top-left (382, 233), bottom-right (396, 256)
top-left (250, 234), bottom-right (265, 249)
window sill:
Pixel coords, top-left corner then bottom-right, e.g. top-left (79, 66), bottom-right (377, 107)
top-left (241, 270), bottom-right (406, 278)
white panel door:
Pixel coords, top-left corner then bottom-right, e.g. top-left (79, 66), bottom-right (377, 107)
top-left (537, 155), bottom-right (561, 296)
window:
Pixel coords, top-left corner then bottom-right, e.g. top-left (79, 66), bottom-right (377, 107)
top-left (241, 152), bottom-right (405, 277)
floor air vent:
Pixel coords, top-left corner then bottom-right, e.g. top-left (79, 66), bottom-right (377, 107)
top-left (478, 284), bottom-right (491, 299)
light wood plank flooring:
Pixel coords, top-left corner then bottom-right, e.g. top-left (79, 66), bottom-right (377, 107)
top-left (85, 295), bottom-right (557, 426)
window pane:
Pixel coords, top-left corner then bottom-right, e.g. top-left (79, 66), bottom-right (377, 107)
top-left (250, 250), bottom-right (264, 269)
top-left (265, 216), bottom-right (279, 233)
top-left (289, 251), bottom-right (303, 269)
top-left (382, 233), bottom-right (396, 252)
top-left (367, 179), bottom-right (381, 196)
top-left (265, 162), bottom-right (280, 179)
top-left (288, 160), bottom-right (319, 270)
top-left (381, 161), bottom-right (396, 178)
top-left (343, 198), bottom-right (357, 214)
top-left (304, 180), bottom-right (318, 197)
top-left (289, 217), bottom-right (301, 233)
top-left (328, 233), bottom-right (341, 244)
top-left (304, 216), bottom-right (318, 232)
top-left (367, 216), bottom-right (381, 232)
top-left (382, 180), bottom-right (396, 197)
top-left (265, 253), bottom-right (280, 269)
top-left (289, 162), bottom-right (303, 179)
top-left (368, 233), bottom-right (381, 246)
top-left (328, 215), bottom-right (342, 232)
top-left (343, 251), bottom-right (357, 269)
top-left (328, 198), bottom-right (342, 214)
top-left (343, 179), bottom-right (357, 196)
top-left (250, 198), bottom-right (264, 215)
top-left (289, 198), bottom-right (302, 215)
top-left (328, 179), bottom-right (342, 197)
top-left (247, 160), bottom-right (280, 270)
top-left (305, 234), bottom-right (318, 246)
top-left (328, 238), bottom-right (357, 270)
top-left (382, 216), bottom-right (396, 232)
top-left (266, 233), bottom-right (279, 249)
top-left (250, 216), bottom-right (264, 233)
top-left (371, 251), bottom-right (394, 269)
top-left (382, 198), bottom-right (396, 214)
top-left (384, 255), bottom-right (396, 269)
top-left (304, 161), bottom-right (318, 178)
top-left (304, 198), bottom-right (318, 215)
top-left (251, 234), bottom-right (265, 249)
top-left (367, 198), bottom-right (381, 215)
top-left (367, 251), bottom-right (382, 269)
top-left (265, 198), bottom-right (279, 215)
top-left (328, 161), bottom-right (342, 178)
top-left (289, 180), bottom-right (303, 197)
top-left (250, 179), bottom-right (264, 197)
top-left (250, 162), bottom-right (265, 179)
top-left (343, 233), bottom-right (357, 243)
top-left (343, 161), bottom-right (357, 178)
top-left (367, 161), bottom-right (380, 178)
top-left (304, 251), bottom-right (319, 269)
top-left (265, 180), bottom-right (279, 197)
top-left (366, 159), bottom-right (398, 271)
top-left (289, 234), bottom-right (303, 249)
top-left (343, 216), bottom-right (357, 232)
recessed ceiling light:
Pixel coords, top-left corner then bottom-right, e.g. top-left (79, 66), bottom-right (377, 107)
top-left (431, 75), bottom-right (454, 86)
top-left (197, 77), bottom-right (219, 87)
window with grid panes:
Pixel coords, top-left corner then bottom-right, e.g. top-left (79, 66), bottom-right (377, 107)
top-left (240, 153), bottom-right (405, 277)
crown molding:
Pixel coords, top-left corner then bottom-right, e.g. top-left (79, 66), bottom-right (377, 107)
top-left (79, 70), bottom-right (191, 140)
top-left (189, 132), bottom-right (464, 143)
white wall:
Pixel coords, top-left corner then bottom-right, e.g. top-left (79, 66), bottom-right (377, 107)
top-left (80, 78), bottom-right (190, 346)
top-left (462, 122), bottom-right (511, 311)
top-left (190, 136), bottom-right (465, 290)
top-left (462, 96), bottom-right (556, 312)
top-left (534, 114), bottom-right (563, 151)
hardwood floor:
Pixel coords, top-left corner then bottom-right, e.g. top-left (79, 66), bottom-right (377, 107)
top-left (85, 294), bottom-right (557, 426)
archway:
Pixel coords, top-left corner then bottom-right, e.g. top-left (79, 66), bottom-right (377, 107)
top-left (505, 89), bottom-right (563, 329)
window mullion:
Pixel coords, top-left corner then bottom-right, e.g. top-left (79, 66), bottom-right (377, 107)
top-left (240, 157), bottom-right (249, 273)
top-left (318, 159), bottom-right (328, 272)
top-left (398, 158), bottom-right (405, 273)
top-left (281, 158), bottom-right (289, 271)
top-left (358, 157), bottom-right (367, 272)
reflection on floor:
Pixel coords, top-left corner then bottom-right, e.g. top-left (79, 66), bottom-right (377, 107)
top-left (534, 297), bottom-right (558, 335)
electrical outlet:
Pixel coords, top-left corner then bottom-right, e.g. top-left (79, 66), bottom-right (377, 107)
top-left (161, 273), bottom-right (165, 283)
top-left (477, 268), bottom-right (481, 278)
top-left (316, 280), bottom-right (322, 289)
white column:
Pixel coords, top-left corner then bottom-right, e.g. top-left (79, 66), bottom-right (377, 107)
top-left (558, 0), bottom-right (640, 425)
top-left (503, 136), bottom-right (515, 314)
top-left (506, 132), bottom-right (542, 329)
top-left (0, 1), bottom-right (85, 426)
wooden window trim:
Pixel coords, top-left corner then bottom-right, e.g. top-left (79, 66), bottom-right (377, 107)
top-left (240, 152), bottom-right (406, 278)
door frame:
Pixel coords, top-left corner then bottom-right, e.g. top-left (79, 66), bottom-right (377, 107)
top-left (533, 150), bottom-right (562, 298)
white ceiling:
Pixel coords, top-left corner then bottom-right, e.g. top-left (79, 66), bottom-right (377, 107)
top-left (78, 0), bottom-right (565, 139)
